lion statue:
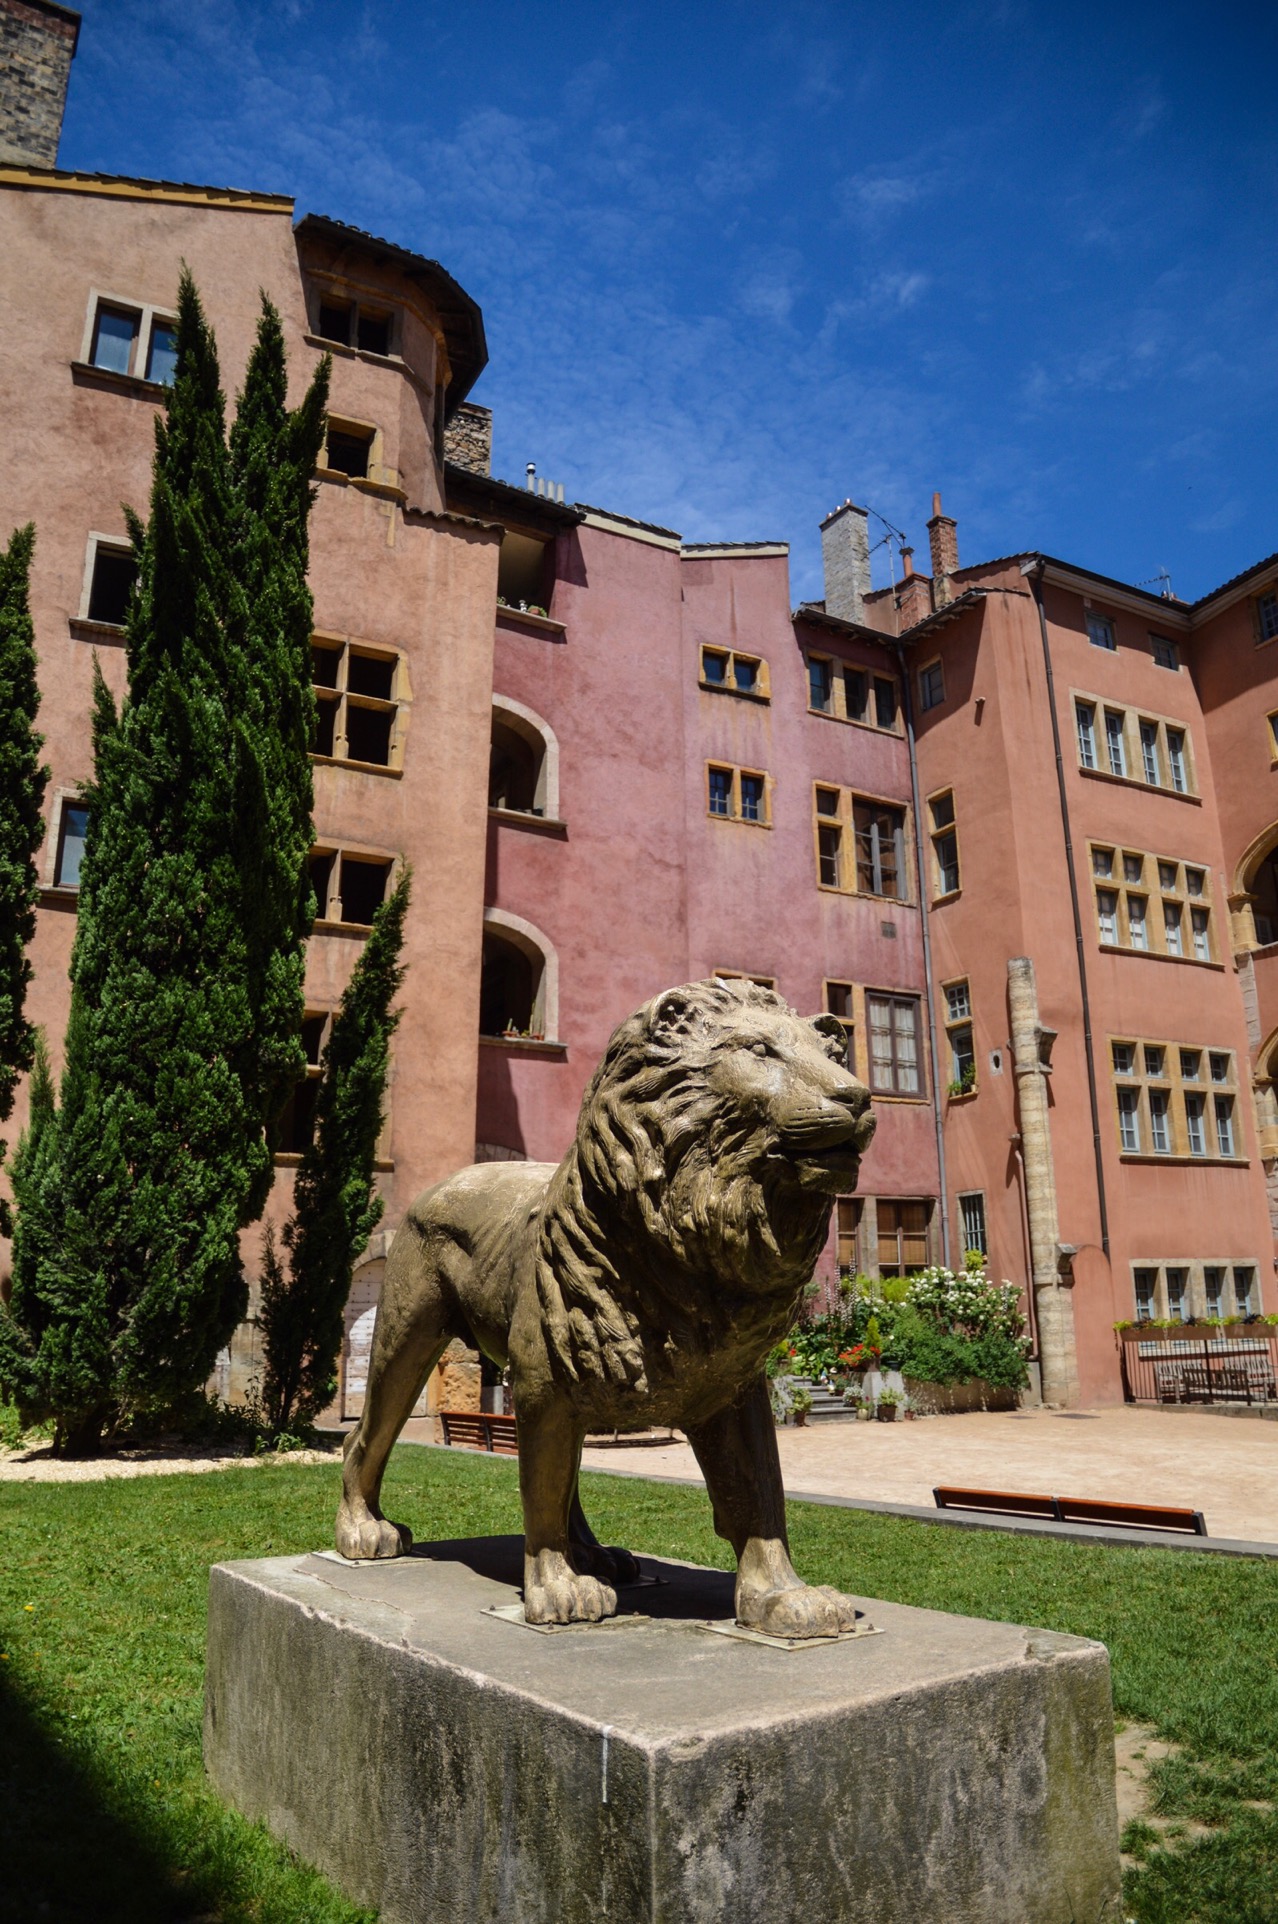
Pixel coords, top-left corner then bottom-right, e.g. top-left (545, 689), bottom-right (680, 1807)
top-left (336, 977), bottom-right (876, 1637)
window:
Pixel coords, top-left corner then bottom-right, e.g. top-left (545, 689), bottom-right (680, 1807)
top-left (713, 968), bottom-right (776, 989)
top-left (1075, 694), bottom-right (1195, 795)
top-left (1144, 1045), bottom-right (1165, 1077)
top-left (86, 541), bottom-right (135, 627)
top-left (944, 980), bottom-right (971, 1021)
top-left (824, 981), bottom-right (854, 1066)
top-left (1256, 592), bottom-right (1278, 644)
top-left (145, 319), bottom-right (178, 386)
top-left (919, 659), bottom-right (945, 711)
top-left (1134, 1269), bottom-right (1157, 1322)
top-left (1151, 634), bottom-right (1179, 670)
top-left (278, 1011), bottom-right (329, 1154)
top-left (1076, 701), bottom-right (1097, 768)
top-left (1112, 1042), bottom-right (1135, 1075)
top-left (854, 800), bottom-right (905, 898)
top-left (836, 1196), bottom-right (861, 1274)
top-left (1117, 1087), bottom-right (1141, 1152)
top-left (930, 792), bottom-right (959, 896)
top-left (877, 1199), bottom-right (931, 1277)
top-left (1270, 713), bottom-right (1278, 759)
top-left (708, 764), bottom-right (770, 826)
top-left (943, 978), bottom-right (974, 1094)
top-left (1166, 1268), bottom-right (1189, 1322)
top-left (1097, 889), bottom-right (1118, 944)
top-left (808, 656), bottom-right (833, 712)
top-left (1149, 1090), bottom-right (1171, 1154)
top-left (480, 930), bottom-right (547, 1039)
top-left (311, 635), bottom-right (404, 770)
top-left (1185, 1093), bottom-right (1206, 1157)
top-left (1092, 846), bottom-right (1114, 878)
top-left (1179, 1049), bottom-right (1201, 1081)
top-left (803, 653), bottom-right (899, 731)
top-left (1213, 1096), bottom-right (1236, 1157)
top-left (1140, 720), bottom-right (1161, 786)
top-left (1104, 710), bottom-right (1127, 777)
top-left (324, 421), bottom-right (374, 479)
top-left (701, 647), bottom-right (767, 699)
top-left (1123, 852), bottom-right (1143, 884)
top-left (1087, 610), bottom-right (1116, 650)
top-left (1128, 896), bottom-right (1148, 949)
top-left (54, 802), bottom-right (89, 888)
top-left (1233, 1266), bottom-right (1256, 1314)
top-left (91, 304), bottom-right (137, 374)
top-left (311, 849), bottom-right (393, 928)
top-left (1191, 909), bottom-right (1210, 961)
top-left (867, 993), bottom-right (922, 1096)
top-left (315, 298), bottom-right (395, 357)
top-left (958, 1192), bottom-right (987, 1258)
top-left (1204, 1267), bottom-right (1224, 1317)
top-left (1163, 903), bottom-right (1183, 956)
top-left (817, 821), bottom-right (843, 888)
top-left (1158, 861), bottom-right (1177, 892)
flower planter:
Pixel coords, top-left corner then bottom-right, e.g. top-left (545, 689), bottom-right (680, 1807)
top-left (875, 1404), bottom-right (898, 1423)
top-left (903, 1376), bottom-right (1020, 1415)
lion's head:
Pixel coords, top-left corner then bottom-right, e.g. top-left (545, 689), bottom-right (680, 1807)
top-left (536, 979), bottom-right (875, 1394)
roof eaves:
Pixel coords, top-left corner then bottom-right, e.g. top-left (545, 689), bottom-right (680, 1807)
top-left (0, 163), bottom-right (291, 211)
top-left (1190, 550), bottom-right (1278, 612)
top-left (444, 463), bottom-right (585, 530)
top-left (898, 589), bottom-right (988, 643)
top-left (575, 502), bottom-right (682, 540)
top-left (792, 601), bottom-right (897, 645)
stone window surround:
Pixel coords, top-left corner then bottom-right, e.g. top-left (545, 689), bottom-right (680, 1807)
top-left (707, 761), bottom-right (772, 829)
top-left (311, 842), bottom-right (400, 934)
top-left (70, 529), bottom-right (134, 637)
top-left (928, 787), bottom-right (960, 902)
top-left (698, 645), bottom-right (770, 702)
top-left (481, 905), bottom-right (561, 1049)
top-left (811, 782), bottom-right (914, 904)
top-left (802, 647), bottom-right (901, 736)
top-left (74, 286), bottom-right (177, 390)
top-left (1109, 1031), bottom-right (1244, 1165)
top-left (1088, 841), bottom-right (1217, 966)
top-left (1128, 1259), bottom-right (1259, 1323)
top-left (488, 693), bottom-right (562, 824)
top-left (311, 628), bottom-right (411, 777)
top-left (1070, 686), bottom-right (1199, 800)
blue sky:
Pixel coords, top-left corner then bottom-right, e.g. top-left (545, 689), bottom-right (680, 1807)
top-left (61, 0), bottom-right (1278, 601)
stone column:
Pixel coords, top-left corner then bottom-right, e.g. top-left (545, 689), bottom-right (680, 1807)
top-left (1008, 957), bottom-right (1079, 1407)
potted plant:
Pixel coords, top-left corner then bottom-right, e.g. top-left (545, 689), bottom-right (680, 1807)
top-left (790, 1383), bottom-right (813, 1428)
top-left (876, 1387), bottom-right (902, 1423)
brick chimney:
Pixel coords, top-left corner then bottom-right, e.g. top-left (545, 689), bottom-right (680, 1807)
top-left (927, 491), bottom-right (959, 608)
top-left (0, 0), bottom-right (80, 167)
top-left (442, 400), bottom-right (493, 477)
top-left (820, 499), bottom-right (871, 624)
top-left (895, 546), bottom-right (933, 629)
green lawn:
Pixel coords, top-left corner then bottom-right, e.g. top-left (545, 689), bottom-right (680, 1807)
top-left (2, 1446), bottom-right (1276, 1922)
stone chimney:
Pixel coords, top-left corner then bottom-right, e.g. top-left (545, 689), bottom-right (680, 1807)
top-left (442, 401), bottom-right (493, 477)
top-left (0, 0), bottom-right (80, 167)
top-left (927, 491), bottom-right (959, 608)
top-left (820, 499), bottom-right (870, 624)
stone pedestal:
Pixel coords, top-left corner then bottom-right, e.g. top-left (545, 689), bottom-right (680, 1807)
top-left (204, 1540), bottom-right (1122, 1924)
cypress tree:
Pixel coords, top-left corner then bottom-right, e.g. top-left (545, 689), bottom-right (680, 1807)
top-left (260, 872), bottom-right (410, 1434)
top-left (0, 275), bottom-right (329, 1449)
top-left (0, 523), bottom-right (48, 1239)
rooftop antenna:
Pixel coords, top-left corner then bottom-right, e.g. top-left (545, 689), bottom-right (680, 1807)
top-left (864, 506), bottom-right (910, 588)
top-left (1135, 567), bottom-right (1175, 599)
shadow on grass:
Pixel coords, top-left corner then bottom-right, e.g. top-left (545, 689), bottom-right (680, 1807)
top-left (0, 1678), bottom-right (211, 1924)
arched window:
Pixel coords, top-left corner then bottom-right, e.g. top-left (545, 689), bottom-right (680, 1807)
top-left (479, 909), bottom-right (558, 1041)
top-left (1250, 845), bottom-right (1278, 948)
top-left (488, 698), bottom-right (559, 820)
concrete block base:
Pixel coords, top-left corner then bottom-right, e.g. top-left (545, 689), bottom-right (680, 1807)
top-left (204, 1538), bottom-right (1122, 1924)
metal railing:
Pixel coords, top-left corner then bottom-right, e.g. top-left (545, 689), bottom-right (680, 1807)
top-left (1120, 1326), bottom-right (1278, 1407)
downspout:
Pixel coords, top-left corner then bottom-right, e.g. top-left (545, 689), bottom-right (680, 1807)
top-left (1025, 562), bottom-right (1111, 1258)
top-left (897, 642), bottom-right (952, 1267)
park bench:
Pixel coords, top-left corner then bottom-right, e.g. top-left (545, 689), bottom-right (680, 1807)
top-left (933, 1485), bottom-right (1207, 1535)
top-left (1152, 1353), bottom-right (1275, 1405)
top-left (439, 1410), bottom-right (519, 1455)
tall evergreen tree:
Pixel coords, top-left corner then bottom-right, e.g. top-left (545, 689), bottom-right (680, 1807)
top-left (0, 524), bottom-right (48, 1238)
top-left (0, 276), bottom-right (328, 1449)
top-left (259, 872), bottom-right (410, 1434)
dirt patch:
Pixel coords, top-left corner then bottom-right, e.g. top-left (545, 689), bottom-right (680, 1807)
top-left (0, 1439), bottom-right (340, 1483)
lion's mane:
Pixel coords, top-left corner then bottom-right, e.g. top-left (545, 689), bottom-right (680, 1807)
top-left (534, 979), bottom-right (839, 1395)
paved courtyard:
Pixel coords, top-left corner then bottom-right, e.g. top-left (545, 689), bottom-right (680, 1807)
top-left (580, 1405), bottom-right (1278, 1545)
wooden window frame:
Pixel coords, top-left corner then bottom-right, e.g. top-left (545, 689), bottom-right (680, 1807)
top-left (1150, 633), bottom-right (1180, 671)
top-left (866, 990), bottom-right (926, 1100)
top-left (942, 976), bottom-right (975, 1096)
top-left (929, 789), bottom-right (960, 899)
top-left (1087, 841), bottom-right (1216, 964)
top-left (699, 646), bottom-right (769, 702)
top-left (77, 287), bottom-right (178, 390)
top-left (812, 784), bottom-right (912, 901)
top-left (876, 1197), bottom-right (933, 1276)
top-left (706, 762), bottom-right (772, 828)
top-left (310, 844), bottom-right (398, 931)
top-left (802, 650), bottom-right (901, 735)
top-left (1254, 589), bottom-right (1278, 647)
top-left (918, 657), bottom-right (945, 712)
top-left (1086, 608), bottom-right (1117, 651)
top-left (311, 630), bottom-right (410, 775)
top-left (957, 1191), bottom-right (987, 1258)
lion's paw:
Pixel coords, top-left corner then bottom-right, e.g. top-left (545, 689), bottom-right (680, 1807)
top-left (525, 1561), bottom-right (617, 1625)
top-left (571, 1539), bottom-right (643, 1587)
top-left (737, 1582), bottom-right (859, 1640)
top-left (334, 1508), bottom-right (412, 1561)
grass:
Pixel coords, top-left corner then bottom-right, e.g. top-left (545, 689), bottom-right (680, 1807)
top-left (1, 1446), bottom-right (1276, 1922)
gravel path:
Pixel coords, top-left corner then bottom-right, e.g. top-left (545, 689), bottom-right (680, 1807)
top-left (0, 1442), bottom-right (339, 1482)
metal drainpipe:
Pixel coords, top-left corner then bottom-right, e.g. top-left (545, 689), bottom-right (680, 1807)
top-left (896, 643), bottom-right (952, 1268)
top-left (1025, 563), bottom-right (1111, 1256)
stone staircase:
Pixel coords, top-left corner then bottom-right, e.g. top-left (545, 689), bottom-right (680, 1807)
top-left (793, 1377), bottom-right (857, 1423)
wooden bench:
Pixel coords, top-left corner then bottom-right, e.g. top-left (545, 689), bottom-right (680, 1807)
top-left (439, 1410), bottom-right (518, 1456)
top-left (934, 1485), bottom-right (1207, 1535)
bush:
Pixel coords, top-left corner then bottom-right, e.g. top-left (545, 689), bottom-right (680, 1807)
top-left (782, 1265), bottom-right (1029, 1390)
